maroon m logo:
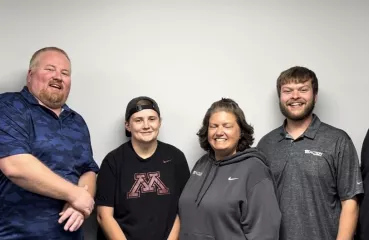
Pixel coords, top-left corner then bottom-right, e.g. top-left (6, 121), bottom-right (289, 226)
top-left (127, 171), bottom-right (170, 199)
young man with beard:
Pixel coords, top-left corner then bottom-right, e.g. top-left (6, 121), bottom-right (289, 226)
top-left (0, 47), bottom-right (99, 239)
top-left (257, 66), bottom-right (363, 240)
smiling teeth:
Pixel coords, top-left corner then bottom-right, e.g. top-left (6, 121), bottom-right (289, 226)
top-left (50, 84), bottom-right (61, 89)
top-left (215, 139), bottom-right (226, 141)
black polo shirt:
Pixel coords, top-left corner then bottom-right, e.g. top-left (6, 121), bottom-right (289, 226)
top-left (257, 114), bottom-right (363, 240)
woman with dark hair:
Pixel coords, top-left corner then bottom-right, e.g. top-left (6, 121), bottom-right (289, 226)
top-left (179, 98), bottom-right (281, 240)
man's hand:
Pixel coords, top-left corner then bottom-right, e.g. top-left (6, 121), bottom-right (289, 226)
top-left (58, 203), bottom-right (85, 232)
top-left (69, 185), bottom-right (94, 217)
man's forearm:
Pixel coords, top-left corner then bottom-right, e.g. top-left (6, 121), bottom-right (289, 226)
top-left (337, 198), bottom-right (359, 240)
top-left (78, 171), bottom-right (97, 197)
top-left (0, 153), bottom-right (78, 202)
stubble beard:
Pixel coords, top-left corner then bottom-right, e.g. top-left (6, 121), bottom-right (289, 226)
top-left (279, 99), bottom-right (315, 121)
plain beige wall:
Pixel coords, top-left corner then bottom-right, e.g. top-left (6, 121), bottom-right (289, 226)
top-left (1, 1), bottom-right (368, 238)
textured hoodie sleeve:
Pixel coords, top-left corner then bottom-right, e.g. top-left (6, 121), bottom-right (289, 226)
top-left (241, 177), bottom-right (281, 240)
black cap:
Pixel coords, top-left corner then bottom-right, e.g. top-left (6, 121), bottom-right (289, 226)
top-left (125, 96), bottom-right (160, 137)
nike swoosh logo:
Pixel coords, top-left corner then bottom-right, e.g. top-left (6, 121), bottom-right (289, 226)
top-left (228, 177), bottom-right (239, 181)
top-left (357, 181), bottom-right (363, 184)
top-left (163, 159), bottom-right (172, 163)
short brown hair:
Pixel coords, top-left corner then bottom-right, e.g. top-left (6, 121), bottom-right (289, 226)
top-left (197, 98), bottom-right (254, 153)
top-left (29, 47), bottom-right (70, 70)
top-left (276, 66), bottom-right (318, 98)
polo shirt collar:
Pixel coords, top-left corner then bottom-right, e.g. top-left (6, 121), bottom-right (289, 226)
top-left (278, 114), bottom-right (321, 141)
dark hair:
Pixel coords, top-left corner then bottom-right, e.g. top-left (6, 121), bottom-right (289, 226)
top-left (276, 66), bottom-right (318, 98)
top-left (197, 98), bottom-right (254, 153)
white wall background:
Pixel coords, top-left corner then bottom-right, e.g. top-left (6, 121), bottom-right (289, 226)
top-left (1, 0), bottom-right (368, 238)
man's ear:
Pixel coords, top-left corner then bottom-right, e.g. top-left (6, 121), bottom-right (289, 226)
top-left (27, 69), bottom-right (33, 83)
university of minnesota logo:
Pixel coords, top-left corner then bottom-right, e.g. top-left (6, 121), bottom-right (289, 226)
top-left (127, 171), bottom-right (170, 199)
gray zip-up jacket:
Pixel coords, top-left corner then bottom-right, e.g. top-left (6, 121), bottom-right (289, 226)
top-left (179, 148), bottom-right (281, 240)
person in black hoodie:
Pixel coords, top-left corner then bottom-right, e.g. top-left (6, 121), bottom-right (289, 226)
top-left (179, 98), bottom-right (281, 240)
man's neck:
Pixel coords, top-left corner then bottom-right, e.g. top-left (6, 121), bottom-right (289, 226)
top-left (285, 114), bottom-right (313, 140)
top-left (131, 139), bottom-right (158, 159)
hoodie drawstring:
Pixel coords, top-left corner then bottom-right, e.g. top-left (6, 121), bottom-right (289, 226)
top-left (194, 161), bottom-right (213, 204)
top-left (195, 161), bottom-right (220, 206)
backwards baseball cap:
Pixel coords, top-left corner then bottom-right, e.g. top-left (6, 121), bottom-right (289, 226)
top-left (125, 96), bottom-right (161, 137)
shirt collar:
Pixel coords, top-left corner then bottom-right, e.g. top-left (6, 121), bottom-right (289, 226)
top-left (278, 114), bottom-right (321, 141)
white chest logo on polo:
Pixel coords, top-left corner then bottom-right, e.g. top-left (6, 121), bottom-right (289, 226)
top-left (193, 171), bottom-right (203, 176)
top-left (304, 149), bottom-right (323, 157)
top-left (127, 171), bottom-right (170, 199)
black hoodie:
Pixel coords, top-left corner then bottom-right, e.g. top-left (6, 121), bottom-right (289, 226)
top-left (179, 148), bottom-right (281, 240)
